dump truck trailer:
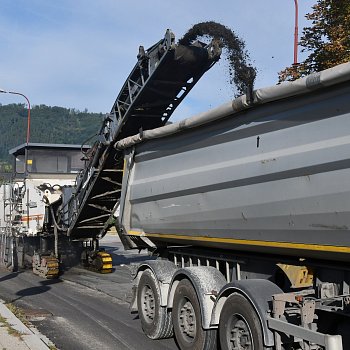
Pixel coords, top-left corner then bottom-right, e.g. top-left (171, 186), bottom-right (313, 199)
top-left (115, 62), bottom-right (350, 350)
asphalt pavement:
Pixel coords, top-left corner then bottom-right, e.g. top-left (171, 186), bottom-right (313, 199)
top-left (0, 234), bottom-right (178, 350)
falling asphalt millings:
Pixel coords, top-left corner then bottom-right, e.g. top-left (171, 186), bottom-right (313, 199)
top-left (179, 21), bottom-right (257, 96)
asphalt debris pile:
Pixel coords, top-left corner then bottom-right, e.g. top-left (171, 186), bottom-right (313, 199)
top-left (179, 21), bottom-right (257, 96)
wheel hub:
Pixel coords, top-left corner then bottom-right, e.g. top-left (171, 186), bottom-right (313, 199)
top-left (142, 285), bottom-right (155, 322)
top-left (179, 300), bottom-right (196, 339)
top-left (230, 318), bottom-right (253, 350)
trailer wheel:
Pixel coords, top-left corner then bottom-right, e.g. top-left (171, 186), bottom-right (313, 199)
top-left (219, 294), bottom-right (265, 350)
top-left (172, 279), bottom-right (216, 350)
top-left (137, 269), bottom-right (173, 339)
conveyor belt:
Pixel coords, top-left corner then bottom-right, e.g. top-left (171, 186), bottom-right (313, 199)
top-left (62, 30), bottom-right (221, 240)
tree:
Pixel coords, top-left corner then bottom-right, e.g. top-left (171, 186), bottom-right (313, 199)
top-left (0, 103), bottom-right (103, 163)
top-left (279, 0), bottom-right (350, 82)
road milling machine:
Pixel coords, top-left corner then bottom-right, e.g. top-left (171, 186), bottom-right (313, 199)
top-left (0, 143), bottom-right (93, 277)
top-left (0, 29), bottom-right (222, 278)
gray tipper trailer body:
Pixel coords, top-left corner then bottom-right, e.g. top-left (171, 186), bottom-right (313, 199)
top-left (115, 63), bottom-right (350, 350)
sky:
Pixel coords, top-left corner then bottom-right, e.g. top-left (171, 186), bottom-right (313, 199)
top-left (0, 0), bottom-right (315, 121)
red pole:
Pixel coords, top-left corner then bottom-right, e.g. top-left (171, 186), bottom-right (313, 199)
top-left (8, 91), bottom-right (31, 144)
top-left (294, 0), bottom-right (299, 65)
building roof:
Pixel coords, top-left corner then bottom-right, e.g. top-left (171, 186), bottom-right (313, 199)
top-left (9, 142), bottom-right (91, 156)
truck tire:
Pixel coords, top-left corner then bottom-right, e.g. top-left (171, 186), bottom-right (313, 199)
top-left (172, 279), bottom-right (216, 350)
top-left (219, 294), bottom-right (266, 350)
top-left (137, 269), bottom-right (173, 339)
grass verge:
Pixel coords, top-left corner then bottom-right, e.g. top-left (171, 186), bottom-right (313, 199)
top-left (0, 312), bottom-right (24, 340)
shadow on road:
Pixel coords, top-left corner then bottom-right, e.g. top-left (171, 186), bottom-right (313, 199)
top-left (0, 268), bottom-right (63, 302)
top-left (0, 270), bottom-right (22, 283)
top-left (13, 277), bottom-right (63, 302)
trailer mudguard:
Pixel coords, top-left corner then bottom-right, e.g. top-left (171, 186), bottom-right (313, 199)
top-left (131, 260), bottom-right (178, 310)
top-left (212, 279), bottom-right (282, 347)
top-left (167, 266), bottom-right (227, 329)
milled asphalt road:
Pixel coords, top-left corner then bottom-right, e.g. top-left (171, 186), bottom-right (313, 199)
top-left (0, 236), bottom-right (178, 350)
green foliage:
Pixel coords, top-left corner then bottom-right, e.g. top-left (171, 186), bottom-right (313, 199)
top-left (0, 103), bottom-right (103, 163)
top-left (0, 161), bottom-right (12, 173)
top-left (279, 0), bottom-right (350, 81)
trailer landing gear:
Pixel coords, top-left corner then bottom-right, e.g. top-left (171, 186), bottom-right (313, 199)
top-left (32, 253), bottom-right (59, 279)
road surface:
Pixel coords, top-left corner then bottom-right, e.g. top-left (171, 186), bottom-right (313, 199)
top-left (0, 235), bottom-right (178, 350)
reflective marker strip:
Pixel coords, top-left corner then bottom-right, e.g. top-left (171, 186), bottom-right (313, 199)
top-left (128, 230), bottom-right (350, 254)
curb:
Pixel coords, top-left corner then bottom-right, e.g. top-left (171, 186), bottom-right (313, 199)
top-left (0, 299), bottom-right (52, 350)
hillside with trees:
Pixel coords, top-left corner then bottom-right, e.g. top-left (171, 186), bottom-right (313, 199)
top-left (0, 103), bottom-right (104, 168)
